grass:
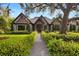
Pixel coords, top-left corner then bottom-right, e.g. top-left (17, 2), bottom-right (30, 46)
top-left (0, 32), bottom-right (37, 56)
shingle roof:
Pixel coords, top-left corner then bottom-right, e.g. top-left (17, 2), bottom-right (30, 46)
top-left (13, 13), bottom-right (31, 24)
top-left (30, 17), bottom-right (39, 24)
top-left (44, 17), bottom-right (52, 24)
top-left (68, 17), bottom-right (79, 25)
top-left (30, 15), bottom-right (52, 24)
top-left (13, 13), bottom-right (79, 25)
top-left (69, 17), bottom-right (79, 21)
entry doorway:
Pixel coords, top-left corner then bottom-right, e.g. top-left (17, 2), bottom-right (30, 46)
top-left (36, 24), bottom-right (43, 33)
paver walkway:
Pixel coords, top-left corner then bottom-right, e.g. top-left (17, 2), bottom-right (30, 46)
top-left (30, 33), bottom-right (48, 56)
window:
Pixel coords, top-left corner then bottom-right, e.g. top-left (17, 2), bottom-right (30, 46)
top-left (26, 25), bottom-right (30, 31)
top-left (53, 25), bottom-right (60, 31)
top-left (18, 25), bottom-right (25, 30)
top-left (70, 24), bottom-right (76, 31)
top-left (44, 25), bottom-right (48, 30)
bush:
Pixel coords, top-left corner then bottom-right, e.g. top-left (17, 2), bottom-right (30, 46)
top-left (0, 30), bottom-right (5, 34)
top-left (42, 32), bottom-right (79, 56)
top-left (48, 32), bottom-right (79, 42)
top-left (7, 30), bottom-right (31, 34)
top-left (47, 38), bottom-right (79, 56)
top-left (0, 32), bottom-right (36, 56)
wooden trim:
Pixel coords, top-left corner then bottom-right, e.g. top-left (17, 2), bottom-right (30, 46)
top-left (12, 13), bottom-right (32, 24)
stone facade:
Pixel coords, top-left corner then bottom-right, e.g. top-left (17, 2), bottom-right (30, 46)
top-left (12, 13), bottom-right (79, 32)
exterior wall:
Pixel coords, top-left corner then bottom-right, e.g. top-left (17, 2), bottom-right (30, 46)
top-left (13, 24), bottom-right (32, 32)
top-left (76, 25), bottom-right (78, 32)
top-left (13, 24), bottom-right (18, 31)
top-left (13, 23), bottom-right (79, 32)
top-left (13, 13), bottom-right (79, 32)
top-left (29, 24), bottom-right (32, 32)
top-left (50, 25), bottom-right (53, 31)
top-left (68, 21), bottom-right (77, 31)
top-left (51, 21), bottom-right (61, 32)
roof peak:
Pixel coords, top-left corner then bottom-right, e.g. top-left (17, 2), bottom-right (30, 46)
top-left (19, 13), bottom-right (25, 15)
top-left (40, 15), bottom-right (44, 17)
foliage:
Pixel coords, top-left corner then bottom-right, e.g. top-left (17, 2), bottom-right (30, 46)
top-left (0, 16), bottom-right (14, 34)
top-left (0, 30), bottom-right (5, 34)
top-left (0, 32), bottom-right (36, 56)
top-left (8, 30), bottom-right (31, 34)
top-left (0, 16), bottom-right (6, 32)
top-left (47, 38), bottom-right (79, 56)
top-left (0, 4), bottom-right (14, 33)
top-left (48, 32), bottom-right (79, 42)
top-left (42, 32), bottom-right (79, 56)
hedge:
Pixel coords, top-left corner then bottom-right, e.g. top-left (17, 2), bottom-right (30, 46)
top-left (42, 32), bottom-right (79, 56)
top-left (0, 32), bottom-right (36, 56)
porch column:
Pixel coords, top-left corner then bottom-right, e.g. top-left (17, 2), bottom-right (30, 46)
top-left (51, 25), bottom-right (53, 32)
top-left (25, 25), bottom-right (27, 31)
top-left (76, 25), bottom-right (78, 32)
top-left (33, 24), bottom-right (35, 31)
top-left (16, 25), bottom-right (18, 31)
top-left (47, 25), bottom-right (49, 32)
top-left (13, 24), bottom-right (16, 31)
top-left (35, 25), bottom-right (36, 31)
top-left (43, 25), bottom-right (44, 31)
top-left (49, 25), bottom-right (51, 32)
top-left (30, 24), bottom-right (32, 32)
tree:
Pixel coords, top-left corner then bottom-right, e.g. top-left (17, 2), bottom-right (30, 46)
top-left (0, 4), bottom-right (13, 33)
top-left (19, 3), bottom-right (79, 34)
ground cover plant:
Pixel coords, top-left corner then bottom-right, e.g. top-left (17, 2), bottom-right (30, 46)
top-left (0, 32), bottom-right (36, 56)
top-left (42, 31), bottom-right (79, 56)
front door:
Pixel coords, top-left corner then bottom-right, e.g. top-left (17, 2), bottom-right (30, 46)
top-left (36, 24), bottom-right (43, 33)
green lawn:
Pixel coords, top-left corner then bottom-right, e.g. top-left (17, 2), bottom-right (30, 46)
top-left (42, 32), bottom-right (79, 56)
top-left (0, 32), bottom-right (36, 56)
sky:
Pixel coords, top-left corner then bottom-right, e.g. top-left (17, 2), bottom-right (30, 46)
top-left (3, 3), bottom-right (79, 19)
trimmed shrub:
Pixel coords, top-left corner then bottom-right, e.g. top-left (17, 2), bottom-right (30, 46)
top-left (0, 32), bottom-right (36, 56)
top-left (42, 32), bottom-right (79, 56)
top-left (47, 38), bottom-right (79, 56)
top-left (0, 30), bottom-right (5, 34)
top-left (7, 30), bottom-right (31, 34)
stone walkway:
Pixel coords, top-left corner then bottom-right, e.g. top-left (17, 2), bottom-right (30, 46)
top-left (30, 33), bottom-right (48, 56)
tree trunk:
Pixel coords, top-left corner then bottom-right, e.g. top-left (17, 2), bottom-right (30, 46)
top-left (60, 10), bottom-right (69, 34)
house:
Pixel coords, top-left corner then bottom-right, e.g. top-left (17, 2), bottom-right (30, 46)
top-left (12, 13), bottom-right (79, 32)
top-left (68, 17), bottom-right (79, 32)
top-left (12, 13), bottom-right (52, 32)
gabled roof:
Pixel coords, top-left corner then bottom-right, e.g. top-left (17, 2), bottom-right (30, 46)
top-left (13, 13), bottom-right (31, 24)
top-left (30, 17), bottom-right (39, 24)
top-left (69, 17), bottom-right (79, 21)
top-left (30, 15), bottom-right (52, 24)
top-left (68, 17), bottom-right (79, 24)
top-left (68, 17), bottom-right (79, 25)
top-left (44, 17), bottom-right (52, 24)
top-left (35, 15), bottom-right (49, 24)
top-left (51, 18), bottom-right (62, 24)
top-left (13, 13), bottom-right (79, 25)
